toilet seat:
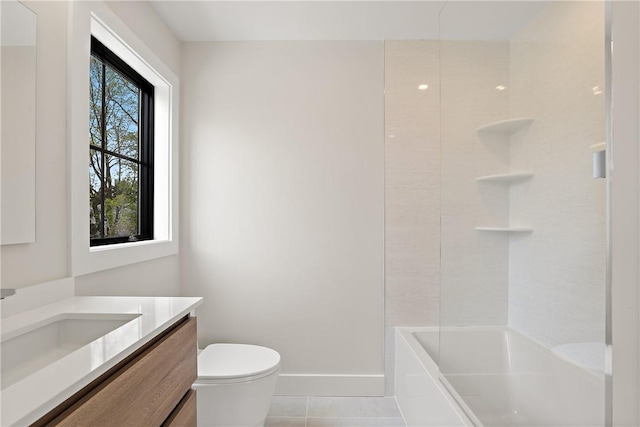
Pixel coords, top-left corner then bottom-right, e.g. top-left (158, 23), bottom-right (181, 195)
top-left (197, 343), bottom-right (281, 384)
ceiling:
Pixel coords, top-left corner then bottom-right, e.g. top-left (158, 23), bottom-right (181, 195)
top-left (150, 1), bottom-right (548, 42)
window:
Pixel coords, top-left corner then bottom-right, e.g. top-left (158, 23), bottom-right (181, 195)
top-left (71, 6), bottom-right (178, 275)
top-left (89, 36), bottom-right (154, 246)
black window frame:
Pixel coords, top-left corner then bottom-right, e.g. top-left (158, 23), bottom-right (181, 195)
top-left (90, 36), bottom-right (154, 247)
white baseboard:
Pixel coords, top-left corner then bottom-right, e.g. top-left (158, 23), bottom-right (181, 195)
top-left (275, 374), bottom-right (385, 396)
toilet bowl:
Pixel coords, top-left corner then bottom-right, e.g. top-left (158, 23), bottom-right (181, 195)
top-left (193, 343), bottom-right (280, 427)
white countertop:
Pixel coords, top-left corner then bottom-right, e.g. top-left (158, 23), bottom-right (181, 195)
top-left (0, 296), bottom-right (203, 426)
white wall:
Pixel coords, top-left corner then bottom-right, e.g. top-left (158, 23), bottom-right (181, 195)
top-left (0, 0), bottom-right (181, 298)
top-left (75, 0), bottom-right (183, 296)
top-left (181, 41), bottom-right (385, 395)
top-left (1, 1), bottom-right (68, 289)
top-left (100, 1), bottom-right (181, 78)
top-left (611, 0), bottom-right (640, 425)
top-left (74, 255), bottom-right (181, 297)
top-left (508, 1), bottom-right (606, 349)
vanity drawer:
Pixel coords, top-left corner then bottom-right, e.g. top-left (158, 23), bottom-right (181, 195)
top-left (162, 389), bottom-right (196, 427)
top-left (47, 317), bottom-right (197, 427)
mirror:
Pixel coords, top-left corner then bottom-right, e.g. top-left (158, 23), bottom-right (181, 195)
top-left (1, 0), bottom-right (37, 245)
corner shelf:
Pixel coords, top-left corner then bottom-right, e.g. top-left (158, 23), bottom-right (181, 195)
top-left (476, 172), bottom-right (534, 183)
top-left (477, 118), bottom-right (534, 135)
top-left (475, 227), bottom-right (533, 233)
top-left (475, 117), bottom-right (535, 235)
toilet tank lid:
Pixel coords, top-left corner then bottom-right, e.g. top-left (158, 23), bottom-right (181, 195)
top-left (198, 343), bottom-right (281, 379)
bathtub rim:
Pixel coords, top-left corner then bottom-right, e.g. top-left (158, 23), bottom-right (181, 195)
top-left (395, 327), bottom-right (475, 427)
top-left (404, 325), bottom-right (605, 381)
top-left (396, 325), bottom-right (606, 427)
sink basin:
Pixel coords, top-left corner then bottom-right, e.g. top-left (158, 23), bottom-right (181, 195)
top-left (1, 313), bottom-right (141, 389)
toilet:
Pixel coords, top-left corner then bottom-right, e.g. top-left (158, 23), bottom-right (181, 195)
top-left (193, 343), bottom-right (281, 427)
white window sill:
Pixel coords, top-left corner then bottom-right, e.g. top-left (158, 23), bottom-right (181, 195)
top-left (89, 239), bottom-right (171, 252)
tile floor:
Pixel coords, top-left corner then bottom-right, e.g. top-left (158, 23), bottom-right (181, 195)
top-left (265, 396), bottom-right (406, 427)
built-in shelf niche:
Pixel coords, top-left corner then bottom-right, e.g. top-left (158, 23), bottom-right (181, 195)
top-left (475, 227), bottom-right (534, 233)
top-left (476, 117), bottom-right (534, 135)
top-left (476, 172), bottom-right (534, 182)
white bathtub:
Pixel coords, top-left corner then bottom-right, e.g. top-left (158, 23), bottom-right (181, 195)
top-left (395, 327), bottom-right (605, 427)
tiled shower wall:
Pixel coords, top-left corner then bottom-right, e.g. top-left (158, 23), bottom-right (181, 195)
top-left (385, 3), bottom-right (605, 392)
top-left (384, 40), bottom-right (512, 394)
top-left (508, 1), bottom-right (606, 349)
top-left (439, 40), bottom-right (511, 328)
top-left (384, 41), bottom-right (440, 394)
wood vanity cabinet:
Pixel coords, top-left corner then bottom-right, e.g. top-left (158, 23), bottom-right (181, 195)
top-left (162, 390), bottom-right (196, 427)
top-left (33, 316), bottom-right (197, 427)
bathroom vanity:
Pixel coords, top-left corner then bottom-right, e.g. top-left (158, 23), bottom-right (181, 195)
top-left (0, 296), bottom-right (203, 426)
